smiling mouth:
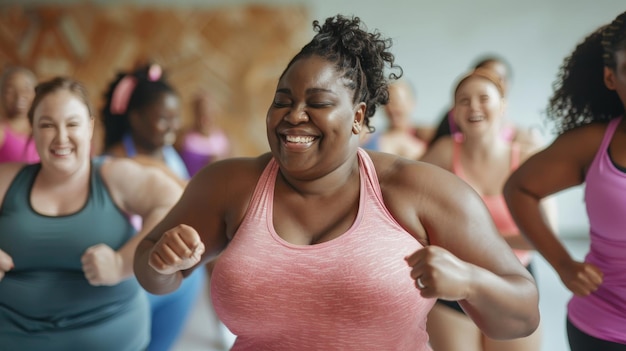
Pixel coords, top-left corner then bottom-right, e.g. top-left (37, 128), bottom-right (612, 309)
top-left (468, 116), bottom-right (485, 122)
top-left (51, 148), bottom-right (72, 156)
top-left (284, 135), bottom-right (316, 143)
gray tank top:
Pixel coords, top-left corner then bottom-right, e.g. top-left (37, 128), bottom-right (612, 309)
top-left (0, 157), bottom-right (150, 351)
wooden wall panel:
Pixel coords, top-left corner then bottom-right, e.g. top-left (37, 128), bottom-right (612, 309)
top-left (0, 3), bottom-right (310, 156)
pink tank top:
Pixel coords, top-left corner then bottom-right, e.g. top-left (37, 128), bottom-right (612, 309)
top-left (0, 124), bottom-right (39, 163)
top-left (211, 148), bottom-right (434, 351)
top-left (569, 116), bottom-right (626, 344)
top-left (452, 141), bottom-right (531, 265)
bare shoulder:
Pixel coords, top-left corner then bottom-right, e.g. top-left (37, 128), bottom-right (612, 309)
top-left (0, 162), bottom-right (28, 207)
top-left (368, 150), bottom-right (472, 244)
top-left (547, 122), bottom-right (608, 161)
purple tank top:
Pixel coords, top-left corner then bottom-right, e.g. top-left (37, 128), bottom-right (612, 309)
top-left (568, 116), bottom-right (626, 344)
top-left (0, 124), bottom-right (39, 163)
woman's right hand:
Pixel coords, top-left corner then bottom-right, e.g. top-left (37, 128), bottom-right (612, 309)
top-left (557, 259), bottom-right (603, 296)
top-left (0, 249), bottom-right (14, 282)
top-left (148, 224), bottom-right (205, 275)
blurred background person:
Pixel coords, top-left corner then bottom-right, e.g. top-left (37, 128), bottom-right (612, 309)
top-left (361, 79), bottom-right (428, 159)
top-left (175, 91), bottom-right (231, 177)
top-left (429, 55), bottom-right (542, 148)
top-left (101, 63), bottom-right (206, 351)
top-left (421, 67), bottom-right (554, 351)
top-left (0, 66), bottom-right (39, 163)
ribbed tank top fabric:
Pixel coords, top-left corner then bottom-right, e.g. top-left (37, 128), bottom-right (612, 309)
top-left (569, 116), bottom-right (626, 344)
top-left (451, 140), bottom-right (531, 265)
top-left (211, 148), bottom-right (434, 350)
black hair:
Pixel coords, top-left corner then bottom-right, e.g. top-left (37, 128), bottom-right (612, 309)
top-left (282, 15), bottom-right (402, 133)
top-left (101, 64), bottom-right (177, 150)
top-left (547, 11), bottom-right (626, 134)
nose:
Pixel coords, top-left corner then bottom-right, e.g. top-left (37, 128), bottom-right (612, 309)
top-left (284, 105), bottom-right (309, 124)
top-left (56, 125), bottom-right (69, 142)
top-left (469, 97), bottom-right (481, 111)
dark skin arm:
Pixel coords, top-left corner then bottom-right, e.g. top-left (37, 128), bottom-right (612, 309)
top-left (372, 152), bottom-right (539, 340)
top-left (504, 123), bottom-right (606, 296)
top-left (133, 156), bottom-right (266, 295)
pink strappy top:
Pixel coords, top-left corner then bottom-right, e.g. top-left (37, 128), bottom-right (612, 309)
top-left (0, 124), bottom-right (39, 163)
top-left (452, 141), bottom-right (531, 265)
top-left (211, 148), bottom-right (434, 351)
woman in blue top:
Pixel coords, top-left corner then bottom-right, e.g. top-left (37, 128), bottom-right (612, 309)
top-left (101, 63), bottom-right (207, 351)
top-left (0, 76), bottom-right (182, 350)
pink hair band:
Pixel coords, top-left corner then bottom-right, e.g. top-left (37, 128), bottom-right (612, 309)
top-left (110, 75), bottom-right (138, 115)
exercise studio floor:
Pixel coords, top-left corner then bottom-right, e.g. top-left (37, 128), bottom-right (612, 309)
top-left (173, 237), bottom-right (590, 351)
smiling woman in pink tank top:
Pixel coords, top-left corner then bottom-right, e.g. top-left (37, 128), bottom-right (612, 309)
top-left (505, 10), bottom-right (626, 351)
top-left (421, 68), bottom-right (553, 351)
top-left (134, 15), bottom-right (540, 351)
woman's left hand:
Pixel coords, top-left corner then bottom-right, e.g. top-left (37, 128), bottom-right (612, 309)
top-left (81, 244), bottom-right (124, 286)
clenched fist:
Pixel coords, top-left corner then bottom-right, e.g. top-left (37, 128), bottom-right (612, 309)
top-left (149, 224), bottom-right (205, 275)
top-left (0, 248), bottom-right (14, 282)
top-left (82, 244), bottom-right (123, 286)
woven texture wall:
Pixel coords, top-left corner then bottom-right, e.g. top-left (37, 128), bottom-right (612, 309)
top-left (0, 3), bottom-right (309, 155)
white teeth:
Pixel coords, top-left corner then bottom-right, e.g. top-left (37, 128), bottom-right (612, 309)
top-left (286, 135), bottom-right (314, 143)
top-left (468, 116), bottom-right (484, 122)
top-left (53, 149), bottom-right (71, 156)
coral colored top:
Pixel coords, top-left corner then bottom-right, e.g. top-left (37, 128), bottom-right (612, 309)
top-left (452, 140), bottom-right (532, 265)
top-left (0, 124), bottom-right (39, 163)
top-left (569, 116), bottom-right (626, 344)
top-left (211, 148), bottom-right (434, 351)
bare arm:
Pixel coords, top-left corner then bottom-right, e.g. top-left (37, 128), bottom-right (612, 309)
top-left (504, 124), bottom-right (605, 296)
top-left (379, 156), bottom-right (539, 340)
top-left (81, 158), bottom-right (184, 286)
top-left (134, 157), bottom-right (261, 294)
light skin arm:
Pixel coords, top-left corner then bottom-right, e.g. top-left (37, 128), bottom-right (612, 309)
top-left (504, 124), bottom-right (605, 296)
top-left (80, 158), bottom-right (184, 286)
top-left (377, 155), bottom-right (539, 340)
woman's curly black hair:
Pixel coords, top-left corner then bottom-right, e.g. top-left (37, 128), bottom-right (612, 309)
top-left (282, 15), bottom-right (403, 133)
top-left (101, 64), bottom-right (177, 151)
top-left (547, 11), bottom-right (626, 134)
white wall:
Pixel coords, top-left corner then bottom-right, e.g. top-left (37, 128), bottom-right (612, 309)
top-left (11, 0), bottom-right (626, 236)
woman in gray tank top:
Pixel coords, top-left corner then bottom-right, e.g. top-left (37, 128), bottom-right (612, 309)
top-left (0, 77), bottom-right (183, 351)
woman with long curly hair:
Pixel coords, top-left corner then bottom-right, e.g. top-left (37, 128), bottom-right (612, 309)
top-left (505, 10), bottom-right (626, 351)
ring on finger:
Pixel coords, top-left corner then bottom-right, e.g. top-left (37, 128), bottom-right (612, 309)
top-left (417, 277), bottom-right (426, 289)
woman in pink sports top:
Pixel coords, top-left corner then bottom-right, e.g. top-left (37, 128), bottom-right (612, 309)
top-left (505, 10), bottom-right (626, 351)
top-left (421, 68), bottom-right (556, 351)
top-left (0, 66), bottom-right (39, 164)
top-left (134, 15), bottom-right (539, 351)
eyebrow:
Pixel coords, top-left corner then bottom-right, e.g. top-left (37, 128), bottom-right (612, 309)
top-left (275, 87), bottom-right (335, 95)
top-left (37, 115), bottom-right (84, 122)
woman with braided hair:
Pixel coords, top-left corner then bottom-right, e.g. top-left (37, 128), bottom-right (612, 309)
top-left (101, 64), bottom-right (206, 351)
top-left (134, 15), bottom-right (539, 350)
top-left (505, 10), bottom-right (626, 351)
